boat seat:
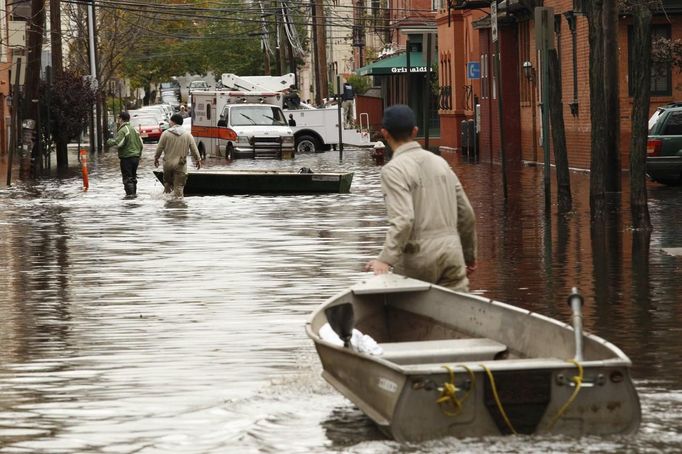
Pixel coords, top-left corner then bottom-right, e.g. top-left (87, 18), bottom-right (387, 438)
top-left (379, 338), bottom-right (507, 365)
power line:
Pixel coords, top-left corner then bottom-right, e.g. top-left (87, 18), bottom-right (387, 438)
top-left (63, 0), bottom-right (436, 28)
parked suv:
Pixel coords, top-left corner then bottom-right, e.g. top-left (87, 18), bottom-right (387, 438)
top-left (160, 80), bottom-right (181, 99)
top-left (188, 80), bottom-right (210, 97)
top-left (647, 103), bottom-right (682, 185)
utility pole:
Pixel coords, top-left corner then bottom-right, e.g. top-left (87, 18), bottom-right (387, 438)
top-left (87, 0), bottom-right (99, 153)
top-left (311, 0), bottom-right (321, 104)
top-left (337, 75), bottom-right (343, 159)
top-left (423, 33), bottom-right (432, 150)
top-left (50, 0), bottom-right (69, 167)
top-left (24, 0), bottom-right (46, 177)
top-left (492, 2), bottom-right (507, 200)
top-left (275, 1), bottom-right (283, 75)
top-left (314, 0), bottom-right (328, 102)
top-left (91, 0), bottom-right (104, 150)
top-left (405, 40), bottom-right (410, 104)
top-left (50, 0), bottom-right (63, 77)
top-left (353, 0), bottom-right (365, 68)
top-left (263, 45), bottom-right (271, 75)
top-left (284, 23), bottom-right (296, 79)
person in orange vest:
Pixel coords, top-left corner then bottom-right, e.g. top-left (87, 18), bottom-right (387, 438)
top-left (106, 111), bottom-right (144, 198)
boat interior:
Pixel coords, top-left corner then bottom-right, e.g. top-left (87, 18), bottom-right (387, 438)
top-left (313, 283), bottom-right (625, 369)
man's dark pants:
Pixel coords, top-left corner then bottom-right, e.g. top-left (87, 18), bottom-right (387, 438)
top-left (120, 157), bottom-right (140, 196)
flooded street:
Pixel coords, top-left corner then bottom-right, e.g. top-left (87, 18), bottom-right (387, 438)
top-left (1, 146), bottom-right (681, 453)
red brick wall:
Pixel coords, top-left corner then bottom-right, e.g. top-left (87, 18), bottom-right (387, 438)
top-left (436, 9), bottom-right (486, 151)
top-left (0, 55), bottom-right (10, 155)
top-left (524, 1), bottom-right (682, 170)
top-left (441, 0), bottom-right (682, 170)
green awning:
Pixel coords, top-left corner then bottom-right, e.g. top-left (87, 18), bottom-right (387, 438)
top-left (357, 52), bottom-right (433, 76)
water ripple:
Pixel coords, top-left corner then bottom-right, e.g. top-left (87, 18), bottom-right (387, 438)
top-left (0, 147), bottom-right (681, 452)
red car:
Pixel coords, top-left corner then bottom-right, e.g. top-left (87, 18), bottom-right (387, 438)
top-left (131, 116), bottom-right (163, 143)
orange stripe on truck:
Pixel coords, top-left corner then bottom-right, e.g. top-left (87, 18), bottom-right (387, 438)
top-left (192, 125), bottom-right (237, 141)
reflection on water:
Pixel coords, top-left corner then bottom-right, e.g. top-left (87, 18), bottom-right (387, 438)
top-left (1, 147), bottom-right (681, 452)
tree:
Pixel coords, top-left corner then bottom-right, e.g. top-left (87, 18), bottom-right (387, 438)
top-left (652, 35), bottom-right (682, 71)
top-left (346, 74), bottom-right (371, 95)
top-left (604, 0), bottom-right (621, 193)
top-left (585, 0), bottom-right (608, 219)
top-left (118, 0), bottom-right (267, 97)
top-left (39, 71), bottom-right (98, 155)
top-left (623, 0), bottom-right (661, 231)
top-left (62, 1), bottom-right (146, 148)
top-left (547, 48), bottom-right (572, 213)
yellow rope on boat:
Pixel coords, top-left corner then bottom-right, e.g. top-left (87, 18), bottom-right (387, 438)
top-left (481, 364), bottom-right (518, 435)
top-left (436, 365), bottom-right (476, 417)
top-left (546, 359), bottom-right (584, 431)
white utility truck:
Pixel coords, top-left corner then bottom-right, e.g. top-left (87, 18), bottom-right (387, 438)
top-left (220, 73), bottom-right (372, 153)
top-left (191, 90), bottom-right (295, 159)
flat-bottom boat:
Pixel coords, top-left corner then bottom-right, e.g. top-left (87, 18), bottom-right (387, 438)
top-left (152, 169), bottom-right (353, 195)
top-left (305, 274), bottom-right (641, 442)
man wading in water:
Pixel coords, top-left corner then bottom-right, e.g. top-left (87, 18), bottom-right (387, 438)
top-left (154, 113), bottom-right (202, 197)
top-left (365, 105), bottom-right (478, 291)
top-left (106, 111), bottom-right (144, 199)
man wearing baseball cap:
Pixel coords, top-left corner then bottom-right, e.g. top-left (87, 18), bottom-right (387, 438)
top-left (365, 104), bottom-right (477, 291)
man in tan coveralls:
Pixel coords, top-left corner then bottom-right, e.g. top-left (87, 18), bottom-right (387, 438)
top-left (154, 113), bottom-right (202, 197)
top-left (365, 105), bottom-right (477, 292)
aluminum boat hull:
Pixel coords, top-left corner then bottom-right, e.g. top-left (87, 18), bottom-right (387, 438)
top-left (153, 169), bottom-right (353, 195)
top-left (305, 274), bottom-right (641, 442)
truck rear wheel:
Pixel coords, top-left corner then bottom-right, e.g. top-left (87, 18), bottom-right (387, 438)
top-left (296, 135), bottom-right (319, 154)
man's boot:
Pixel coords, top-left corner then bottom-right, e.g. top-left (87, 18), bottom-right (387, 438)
top-left (124, 183), bottom-right (136, 199)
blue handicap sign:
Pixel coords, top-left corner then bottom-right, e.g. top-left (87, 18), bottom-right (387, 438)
top-left (467, 62), bottom-right (481, 79)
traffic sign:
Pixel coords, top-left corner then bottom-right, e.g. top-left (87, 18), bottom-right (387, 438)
top-left (467, 62), bottom-right (481, 79)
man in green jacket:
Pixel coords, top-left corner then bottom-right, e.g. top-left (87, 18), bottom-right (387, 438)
top-left (106, 111), bottom-right (144, 198)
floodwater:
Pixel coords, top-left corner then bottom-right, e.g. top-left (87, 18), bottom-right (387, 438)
top-left (0, 146), bottom-right (681, 453)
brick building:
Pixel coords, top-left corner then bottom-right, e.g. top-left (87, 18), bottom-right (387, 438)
top-left (356, 0), bottom-right (440, 140)
top-left (436, 0), bottom-right (682, 170)
top-left (1, 0), bottom-right (33, 156)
